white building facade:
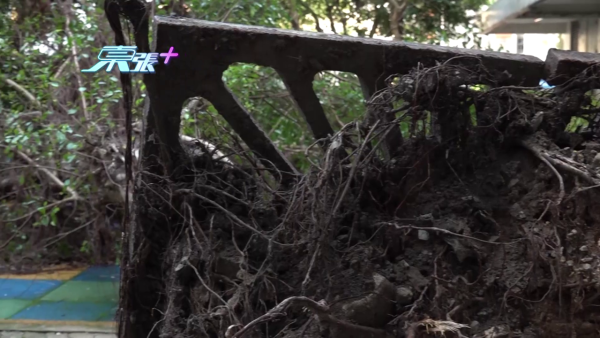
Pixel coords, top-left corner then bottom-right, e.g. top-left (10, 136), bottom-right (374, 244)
top-left (481, 0), bottom-right (600, 58)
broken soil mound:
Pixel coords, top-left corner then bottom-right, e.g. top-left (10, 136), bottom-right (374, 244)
top-left (123, 61), bottom-right (600, 338)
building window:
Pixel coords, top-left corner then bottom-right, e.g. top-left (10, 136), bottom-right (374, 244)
top-left (517, 34), bottom-right (524, 54)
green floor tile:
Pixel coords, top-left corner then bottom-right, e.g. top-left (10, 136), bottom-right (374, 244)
top-left (40, 281), bottom-right (119, 303)
top-left (0, 299), bottom-right (32, 319)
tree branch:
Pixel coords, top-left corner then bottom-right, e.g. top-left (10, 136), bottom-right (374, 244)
top-left (326, 4), bottom-right (337, 33)
top-left (15, 150), bottom-right (80, 200)
top-left (299, 1), bottom-right (323, 32)
top-left (389, 0), bottom-right (408, 40)
top-left (369, 6), bottom-right (381, 38)
top-left (4, 78), bottom-right (41, 108)
top-left (287, 0), bottom-right (301, 30)
top-left (62, 0), bottom-right (89, 120)
top-left (52, 56), bottom-right (71, 79)
top-left (220, 1), bottom-right (240, 22)
top-left (325, 71), bottom-right (360, 86)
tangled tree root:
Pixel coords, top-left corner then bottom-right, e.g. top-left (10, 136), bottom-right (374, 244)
top-left (121, 61), bottom-right (600, 338)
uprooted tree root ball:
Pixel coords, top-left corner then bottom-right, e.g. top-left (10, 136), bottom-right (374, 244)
top-left (120, 62), bottom-right (600, 338)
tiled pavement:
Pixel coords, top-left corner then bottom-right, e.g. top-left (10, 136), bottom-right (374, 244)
top-left (0, 265), bottom-right (119, 336)
top-left (0, 332), bottom-right (116, 338)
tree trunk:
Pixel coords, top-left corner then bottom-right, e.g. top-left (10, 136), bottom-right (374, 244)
top-left (389, 0), bottom-right (407, 40)
top-left (287, 0), bottom-right (301, 30)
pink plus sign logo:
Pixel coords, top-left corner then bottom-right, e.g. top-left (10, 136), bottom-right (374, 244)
top-left (160, 47), bottom-right (179, 64)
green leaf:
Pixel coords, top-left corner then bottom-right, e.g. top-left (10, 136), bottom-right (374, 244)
top-left (64, 154), bottom-right (76, 163)
top-left (50, 82), bottom-right (59, 87)
top-left (68, 109), bottom-right (77, 114)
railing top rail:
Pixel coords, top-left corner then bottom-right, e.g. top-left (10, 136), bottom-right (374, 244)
top-left (154, 16), bottom-right (544, 87)
top-left (145, 16), bottom-right (600, 180)
top-left (155, 16), bottom-right (542, 62)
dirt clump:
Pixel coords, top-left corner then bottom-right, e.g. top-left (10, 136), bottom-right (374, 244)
top-left (121, 61), bottom-right (600, 338)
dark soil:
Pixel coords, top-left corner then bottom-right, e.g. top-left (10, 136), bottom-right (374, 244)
top-left (120, 62), bottom-right (600, 338)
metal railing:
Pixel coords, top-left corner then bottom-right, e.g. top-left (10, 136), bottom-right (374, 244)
top-left (141, 16), bottom-right (597, 180)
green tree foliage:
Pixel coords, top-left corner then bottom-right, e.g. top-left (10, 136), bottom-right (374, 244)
top-left (290, 0), bottom-right (489, 44)
top-left (161, 0), bottom-right (489, 43)
top-left (0, 0), bottom-right (490, 263)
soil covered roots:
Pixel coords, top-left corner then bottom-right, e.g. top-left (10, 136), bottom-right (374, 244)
top-left (123, 61), bottom-right (600, 338)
